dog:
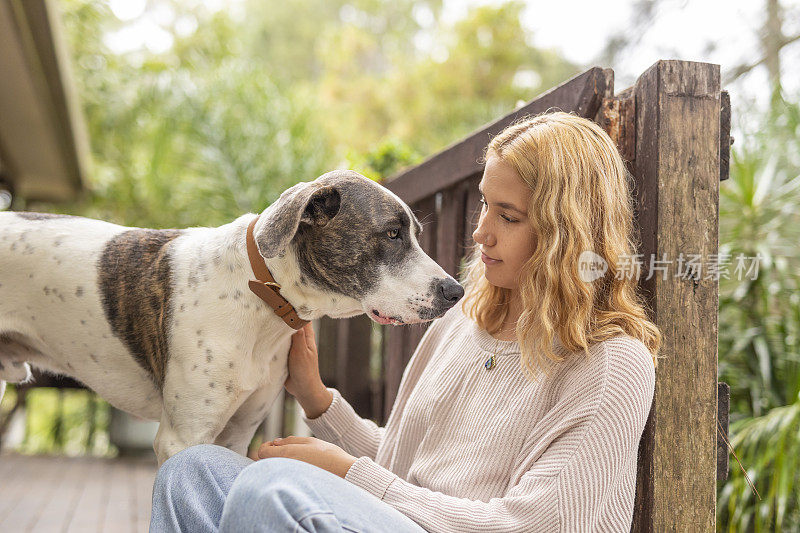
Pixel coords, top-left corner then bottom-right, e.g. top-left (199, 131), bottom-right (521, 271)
top-left (0, 170), bottom-right (464, 464)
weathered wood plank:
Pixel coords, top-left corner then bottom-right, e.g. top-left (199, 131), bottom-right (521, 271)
top-left (317, 317), bottom-right (339, 388)
top-left (592, 68), bottom-right (615, 120)
top-left (630, 60), bottom-right (720, 532)
top-left (0, 453), bottom-right (61, 531)
top-left (336, 315), bottom-right (373, 419)
top-left (261, 388), bottom-right (284, 442)
top-left (601, 87), bottom-right (635, 175)
top-left (370, 322), bottom-right (385, 425)
top-left (0, 453), bottom-right (156, 532)
top-left (133, 456), bottom-right (157, 532)
top-left (717, 381), bottom-right (730, 482)
top-left (0, 453), bottom-right (27, 519)
top-left (61, 457), bottom-right (96, 531)
top-left (28, 455), bottom-right (84, 532)
top-left (411, 196), bottom-right (437, 257)
top-left (385, 67), bottom-right (611, 205)
top-left (463, 173), bottom-right (482, 252)
top-left (720, 90), bottom-right (731, 181)
top-left (401, 195), bottom-right (440, 390)
top-left (436, 182), bottom-right (467, 278)
top-left (382, 325), bottom-right (407, 423)
top-left (101, 459), bottom-right (137, 533)
top-left (65, 455), bottom-right (113, 532)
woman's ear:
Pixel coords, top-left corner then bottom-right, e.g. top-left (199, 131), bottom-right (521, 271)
top-left (253, 183), bottom-right (341, 258)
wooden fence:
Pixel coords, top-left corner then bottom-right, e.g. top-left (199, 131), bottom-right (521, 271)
top-left (310, 60), bottom-right (730, 531)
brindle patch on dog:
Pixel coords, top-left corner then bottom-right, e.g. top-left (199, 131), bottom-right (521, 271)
top-left (97, 229), bottom-right (183, 387)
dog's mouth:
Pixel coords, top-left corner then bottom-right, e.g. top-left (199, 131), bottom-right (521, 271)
top-left (369, 309), bottom-right (405, 326)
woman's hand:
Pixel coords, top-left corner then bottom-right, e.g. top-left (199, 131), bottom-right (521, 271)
top-left (257, 436), bottom-right (358, 478)
top-left (285, 323), bottom-right (333, 418)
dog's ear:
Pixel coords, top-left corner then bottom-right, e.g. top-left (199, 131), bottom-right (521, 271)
top-left (254, 183), bottom-right (341, 258)
top-left (299, 185), bottom-right (341, 227)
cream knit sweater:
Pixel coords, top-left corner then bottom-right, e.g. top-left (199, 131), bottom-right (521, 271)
top-left (303, 303), bottom-right (655, 532)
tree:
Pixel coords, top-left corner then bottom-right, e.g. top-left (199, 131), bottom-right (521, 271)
top-left (54, 0), bottom-right (334, 228)
top-left (316, 2), bottom-right (580, 158)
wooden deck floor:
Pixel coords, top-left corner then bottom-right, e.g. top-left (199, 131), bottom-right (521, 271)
top-left (0, 452), bottom-right (158, 533)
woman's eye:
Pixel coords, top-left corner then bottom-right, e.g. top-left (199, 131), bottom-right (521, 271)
top-left (481, 197), bottom-right (516, 223)
top-left (387, 228), bottom-right (401, 239)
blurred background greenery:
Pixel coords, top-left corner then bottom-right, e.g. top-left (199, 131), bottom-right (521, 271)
top-left (21, 0), bottom-right (578, 228)
top-left (1, 0), bottom-right (799, 530)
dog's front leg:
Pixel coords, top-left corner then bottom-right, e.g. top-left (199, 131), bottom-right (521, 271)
top-left (214, 381), bottom-right (285, 456)
top-left (153, 411), bottom-right (223, 466)
top-left (153, 368), bottom-right (245, 465)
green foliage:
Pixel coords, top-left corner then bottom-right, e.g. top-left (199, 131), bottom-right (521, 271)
top-left (53, 1), bottom-right (334, 228)
top-left (239, 0), bottom-right (443, 87)
top-left (83, 62), bottom-right (332, 228)
top-left (717, 94), bottom-right (800, 532)
top-left (346, 139), bottom-right (423, 181)
top-left (719, 403), bottom-right (800, 531)
top-left (718, 95), bottom-right (800, 419)
top-left (39, 0), bottom-right (578, 228)
top-left (315, 1), bottom-right (581, 156)
top-left (1, 385), bottom-right (113, 456)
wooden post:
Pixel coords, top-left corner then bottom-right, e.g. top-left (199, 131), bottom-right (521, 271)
top-left (316, 317), bottom-right (339, 389)
top-left (335, 315), bottom-right (373, 419)
top-left (382, 324), bottom-right (408, 422)
top-left (630, 60), bottom-right (720, 531)
top-left (435, 182), bottom-right (467, 278)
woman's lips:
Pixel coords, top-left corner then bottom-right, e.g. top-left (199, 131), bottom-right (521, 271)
top-left (481, 252), bottom-right (501, 265)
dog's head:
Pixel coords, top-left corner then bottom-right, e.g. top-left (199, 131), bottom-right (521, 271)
top-left (253, 170), bottom-right (463, 324)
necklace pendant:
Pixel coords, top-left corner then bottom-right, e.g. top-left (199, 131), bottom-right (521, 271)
top-left (484, 355), bottom-right (496, 370)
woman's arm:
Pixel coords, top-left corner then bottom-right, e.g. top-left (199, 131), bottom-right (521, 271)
top-left (294, 382), bottom-right (333, 420)
top-left (302, 387), bottom-right (387, 459)
top-left (295, 309), bottom-right (455, 460)
top-left (282, 324), bottom-right (385, 458)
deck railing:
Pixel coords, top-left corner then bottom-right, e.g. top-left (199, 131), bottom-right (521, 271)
top-left (311, 60), bottom-right (730, 531)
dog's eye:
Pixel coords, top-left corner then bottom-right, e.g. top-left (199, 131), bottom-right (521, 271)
top-left (387, 228), bottom-right (401, 240)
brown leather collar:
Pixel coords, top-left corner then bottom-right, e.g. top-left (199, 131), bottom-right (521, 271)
top-left (246, 216), bottom-right (308, 330)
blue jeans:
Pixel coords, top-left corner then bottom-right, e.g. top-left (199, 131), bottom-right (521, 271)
top-left (150, 444), bottom-right (427, 532)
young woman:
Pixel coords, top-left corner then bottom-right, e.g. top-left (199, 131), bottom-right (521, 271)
top-left (151, 111), bottom-right (661, 532)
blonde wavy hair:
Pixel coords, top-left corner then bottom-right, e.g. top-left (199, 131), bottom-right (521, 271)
top-left (461, 110), bottom-right (662, 380)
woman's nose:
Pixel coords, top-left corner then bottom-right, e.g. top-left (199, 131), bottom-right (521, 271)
top-left (473, 212), bottom-right (494, 247)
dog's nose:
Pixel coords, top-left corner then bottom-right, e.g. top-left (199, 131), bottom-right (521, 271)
top-left (436, 278), bottom-right (465, 305)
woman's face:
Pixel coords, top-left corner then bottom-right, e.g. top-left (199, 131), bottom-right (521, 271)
top-left (472, 155), bottom-right (536, 290)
